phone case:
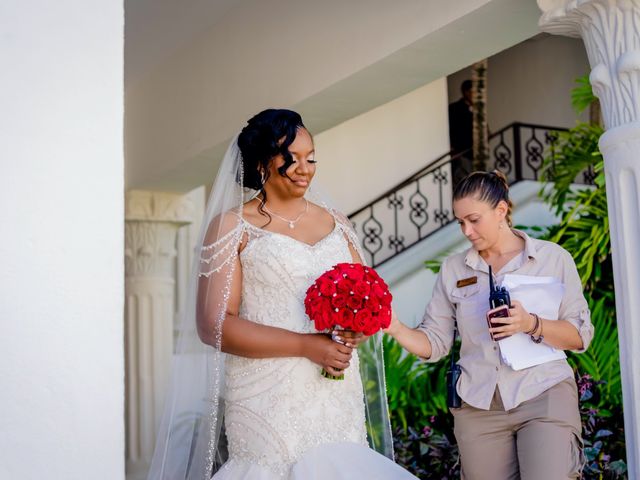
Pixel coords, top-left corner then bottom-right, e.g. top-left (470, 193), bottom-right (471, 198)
top-left (486, 305), bottom-right (511, 341)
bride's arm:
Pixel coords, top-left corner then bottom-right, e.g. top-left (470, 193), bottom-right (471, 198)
top-left (195, 217), bottom-right (352, 376)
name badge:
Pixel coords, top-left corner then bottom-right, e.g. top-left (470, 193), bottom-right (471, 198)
top-left (456, 276), bottom-right (478, 288)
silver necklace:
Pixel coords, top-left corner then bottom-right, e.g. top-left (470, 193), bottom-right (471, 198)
top-left (262, 199), bottom-right (309, 229)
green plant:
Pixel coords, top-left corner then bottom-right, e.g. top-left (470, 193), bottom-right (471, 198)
top-left (577, 373), bottom-right (627, 479)
top-left (538, 76), bottom-right (622, 409)
top-left (359, 335), bottom-right (449, 449)
top-left (383, 335), bottom-right (449, 431)
top-left (393, 416), bottom-right (460, 479)
top-left (383, 334), bottom-right (460, 478)
top-left (571, 75), bottom-right (598, 114)
top-left (541, 123), bottom-right (603, 214)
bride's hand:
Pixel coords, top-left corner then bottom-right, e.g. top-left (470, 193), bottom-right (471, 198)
top-left (305, 334), bottom-right (353, 375)
top-left (333, 330), bottom-right (366, 348)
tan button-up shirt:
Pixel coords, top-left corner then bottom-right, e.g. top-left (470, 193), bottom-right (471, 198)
top-left (418, 229), bottom-right (594, 411)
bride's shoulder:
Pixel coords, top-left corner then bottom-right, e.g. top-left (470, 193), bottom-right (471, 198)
top-left (305, 202), bottom-right (344, 227)
top-left (314, 203), bottom-right (351, 228)
top-left (202, 208), bottom-right (245, 246)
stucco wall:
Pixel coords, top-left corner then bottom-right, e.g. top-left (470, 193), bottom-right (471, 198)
top-left (447, 34), bottom-right (590, 131)
top-left (0, 2), bottom-right (125, 479)
top-left (313, 78), bottom-right (450, 213)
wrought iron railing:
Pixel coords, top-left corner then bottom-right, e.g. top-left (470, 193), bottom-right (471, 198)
top-left (348, 122), bottom-right (595, 268)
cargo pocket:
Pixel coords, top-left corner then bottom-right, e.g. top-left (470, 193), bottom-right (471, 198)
top-left (568, 431), bottom-right (585, 478)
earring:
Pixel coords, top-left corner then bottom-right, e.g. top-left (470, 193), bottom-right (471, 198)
top-left (260, 170), bottom-right (266, 186)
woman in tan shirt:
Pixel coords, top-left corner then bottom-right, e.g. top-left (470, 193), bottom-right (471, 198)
top-left (385, 171), bottom-right (594, 480)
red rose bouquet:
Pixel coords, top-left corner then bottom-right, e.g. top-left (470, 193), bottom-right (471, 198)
top-left (304, 262), bottom-right (393, 379)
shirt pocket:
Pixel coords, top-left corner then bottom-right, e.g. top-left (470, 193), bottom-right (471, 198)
top-left (451, 284), bottom-right (487, 336)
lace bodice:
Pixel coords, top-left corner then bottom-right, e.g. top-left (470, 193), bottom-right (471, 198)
top-left (220, 217), bottom-right (368, 477)
top-left (239, 220), bottom-right (347, 332)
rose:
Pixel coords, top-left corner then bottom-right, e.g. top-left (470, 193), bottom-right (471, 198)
top-left (333, 263), bottom-right (364, 280)
top-left (338, 309), bottom-right (354, 329)
top-left (363, 316), bottom-right (381, 336)
top-left (380, 291), bottom-right (392, 307)
top-left (365, 268), bottom-right (381, 281)
top-left (318, 308), bottom-right (335, 330)
top-left (331, 293), bottom-right (348, 309)
top-left (353, 309), bottom-right (373, 331)
top-left (353, 280), bottom-right (370, 298)
top-left (378, 307), bottom-right (392, 329)
top-left (344, 266), bottom-right (364, 281)
top-left (325, 268), bottom-right (342, 283)
top-left (311, 301), bottom-right (335, 330)
top-left (371, 282), bottom-right (386, 298)
top-left (336, 278), bottom-right (354, 295)
top-left (346, 295), bottom-right (364, 311)
top-left (317, 277), bottom-right (336, 297)
top-left (308, 296), bottom-right (333, 330)
top-left (305, 285), bottom-right (319, 304)
top-left (365, 295), bottom-right (381, 311)
top-left (307, 293), bottom-right (324, 312)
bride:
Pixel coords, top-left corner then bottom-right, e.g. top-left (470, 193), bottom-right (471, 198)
top-left (147, 109), bottom-right (417, 479)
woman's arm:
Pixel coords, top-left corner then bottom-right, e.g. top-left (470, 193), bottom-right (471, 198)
top-left (490, 300), bottom-right (584, 350)
top-left (536, 319), bottom-right (583, 350)
top-left (490, 246), bottom-right (592, 351)
top-left (386, 259), bottom-right (456, 361)
top-left (384, 310), bottom-right (433, 358)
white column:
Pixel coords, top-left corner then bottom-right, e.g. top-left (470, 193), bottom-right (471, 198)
top-left (539, 1), bottom-right (640, 476)
top-left (124, 191), bottom-right (194, 480)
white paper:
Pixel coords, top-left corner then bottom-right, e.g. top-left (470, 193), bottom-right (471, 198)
top-left (497, 274), bottom-right (566, 371)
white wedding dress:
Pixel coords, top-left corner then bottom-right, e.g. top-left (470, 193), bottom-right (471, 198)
top-left (213, 218), bottom-right (416, 479)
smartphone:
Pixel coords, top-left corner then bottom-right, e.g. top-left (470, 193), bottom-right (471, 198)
top-left (486, 305), bottom-right (511, 341)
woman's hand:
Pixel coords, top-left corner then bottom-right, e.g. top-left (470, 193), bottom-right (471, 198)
top-left (304, 333), bottom-right (353, 376)
top-left (333, 329), bottom-right (366, 348)
top-left (488, 300), bottom-right (536, 339)
top-left (383, 309), bottom-right (401, 337)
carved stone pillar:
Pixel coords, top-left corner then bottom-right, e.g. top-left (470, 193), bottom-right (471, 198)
top-left (124, 191), bottom-right (194, 479)
top-left (539, 1), bottom-right (640, 476)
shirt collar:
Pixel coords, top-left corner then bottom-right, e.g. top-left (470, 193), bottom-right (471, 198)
top-left (464, 228), bottom-right (539, 272)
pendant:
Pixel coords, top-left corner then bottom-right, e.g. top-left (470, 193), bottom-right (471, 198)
top-left (288, 222), bottom-right (295, 229)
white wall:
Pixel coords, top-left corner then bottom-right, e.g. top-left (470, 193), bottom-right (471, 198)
top-left (448, 34), bottom-right (590, 131)
top-left (0, 2), bottom-right (124, 480)
top-left (314, 78), bottom-right (450, 213)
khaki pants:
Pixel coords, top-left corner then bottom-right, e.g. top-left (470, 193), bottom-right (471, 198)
top-left (451, 377), bottom-right (584, 480)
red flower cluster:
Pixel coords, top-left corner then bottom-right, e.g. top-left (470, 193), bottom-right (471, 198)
top-left (304, 263), bottom-right (393, 336)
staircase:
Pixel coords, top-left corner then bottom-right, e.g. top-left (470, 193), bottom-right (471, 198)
top-left (348, 122), bottom-right (596, 269)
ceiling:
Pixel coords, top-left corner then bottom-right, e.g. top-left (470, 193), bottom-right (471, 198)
top-left (125, 0), bottom-right (240, 85)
